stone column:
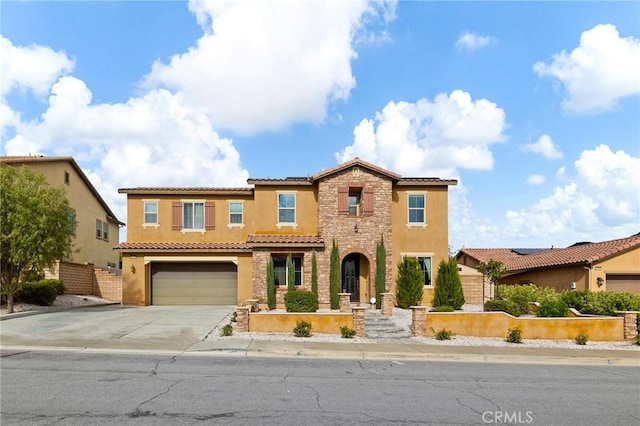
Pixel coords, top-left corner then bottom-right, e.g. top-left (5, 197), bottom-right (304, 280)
top-left (381, 293), bottom-right (394, 317)
top-left (615, 311), bottom-right (639, 340)
top-left (236, 306), bottom-right (250, 332)
top-left (352, 306), bottom-right (366, 337)
top-left (339, 293), bottom-right (351, 313)
top-left (245, 299), bottom-right (259, 312)
top-left (411, 306), bottom-right (428, 337)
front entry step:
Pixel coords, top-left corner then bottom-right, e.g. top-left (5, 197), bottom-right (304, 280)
top-left (364, 311), bottom-right (411, 339)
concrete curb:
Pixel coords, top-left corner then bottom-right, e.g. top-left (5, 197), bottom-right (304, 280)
top-left (0, 302), bottom-right (120, 321)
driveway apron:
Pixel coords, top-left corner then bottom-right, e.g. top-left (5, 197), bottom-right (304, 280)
top-left (0, 305), bottom-right (234, 351)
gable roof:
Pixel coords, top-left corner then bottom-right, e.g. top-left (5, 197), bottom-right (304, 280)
top-left (312, 157), bottom-right (402, 181)
top-left (1, 155), bottom-right (124, 226)
top-left (458, 233), bottom-right (640, 272)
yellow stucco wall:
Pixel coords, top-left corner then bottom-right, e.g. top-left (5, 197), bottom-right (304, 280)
top-left (248, 312), bottom-right (353, 334)
top-left (425, 312), bottom-right (624, 341)
top-left (252, 186), bottom-right (318, 235)
top-left (15, 161), bottom-right (120, 269)
top-left (502, 266), bottom-right (589, 292)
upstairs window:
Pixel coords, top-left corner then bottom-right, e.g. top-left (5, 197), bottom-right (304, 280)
top-left (64, 171), bottom-right (70, 185)
top-left (95, 219), bottom-right (102, 239)
top-left (339, 186), bottom-right (373, 216)
top-left (183, 201), bottom-right (205, 230)
top-left (272, 255), bottom-right (303, 287)
top-left (408, 193), bottom-right (425, 224)
top-left (348, 190), bottom-right (360, 216)
top-left (229, 202), bottom-right (243, 225)
top-left (277, 193), bottom-right (296, 224)
top-left (172, 201), bottom-right (215, 231)
top-left (144, 201), bottom-right (158, 225)
top-left (102, 222), bottom-right (109, 241)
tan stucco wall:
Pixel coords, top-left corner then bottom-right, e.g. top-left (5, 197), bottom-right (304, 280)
top-left (14, 161), bottom-right (120, 269)
top-left (595, 247), bottom-right (640, 291)
top-left (252, 186), bottom-right (318, 235)
top-left (501, 266), bottom-right (589, 292)
top-left (425, 312), bottom-right (624, 341)
top-left (248, 312), bottom-right (353, 334)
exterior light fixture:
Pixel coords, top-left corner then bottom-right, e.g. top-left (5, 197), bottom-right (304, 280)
top-left (354, 224), bottom-right (358, 233)
top-left (597, 277), bottom-right (604, 287)
top-left (130, 265), bottom-right (136, 274)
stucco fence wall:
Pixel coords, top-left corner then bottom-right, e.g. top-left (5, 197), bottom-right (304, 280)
top-left (419, 311), bottom-right (625, 341)
top-left (246, 312), bottom-right (354, 334)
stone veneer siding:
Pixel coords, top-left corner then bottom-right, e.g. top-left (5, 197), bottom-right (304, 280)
top-left (316, 168), bottom-right (393, 304)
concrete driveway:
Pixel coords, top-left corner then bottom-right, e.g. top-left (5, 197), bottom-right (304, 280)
top-left (0, 305), bottom-right (234, 352)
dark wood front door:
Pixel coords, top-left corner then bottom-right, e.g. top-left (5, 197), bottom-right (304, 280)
top-left (342, 254), bottom-right (359, 302)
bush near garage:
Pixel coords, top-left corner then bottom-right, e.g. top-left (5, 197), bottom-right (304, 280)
top-left (284, 290), bottom-right (318, 313)
top-left (537, 298), bottom-right (569, 318)
top-left (560, 290), bottom-right (640, 316)
top-left (16, 280), bottom-right (59, 306)
top-left (483, 299), bottom-right (522, 317)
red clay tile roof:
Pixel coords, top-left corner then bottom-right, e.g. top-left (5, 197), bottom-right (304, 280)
top-left (459, 233), bottom-right (640, 272)
top-left (114, 242), bottom-right (251, 252)
top-left (245, 178), bottom-right (313, 186)
top-left (119, 187), bottom-right (253, 195)
top-left (1, 155), bottom-right (124, 225)
top-left (247, 234), bottom-right (324, 248)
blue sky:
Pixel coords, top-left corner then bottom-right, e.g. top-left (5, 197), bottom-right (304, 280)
top-left (2, 0), bottom-right (639, 251)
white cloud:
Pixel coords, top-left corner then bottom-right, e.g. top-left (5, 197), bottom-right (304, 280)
top-left (144, 0), bottom-right (397, 135)
top-left (522, 134), bottom-right (563, 160)
top-left (336, 90), bottom-right (507, 177)
top-left (504, 144), bottom-right (639, 245)
top-left (526, 174), bottom-right (546, 185)
top-left (533, 24), bottom-right (640, 113)
top-left (455, 32), bottom-right (496, 52)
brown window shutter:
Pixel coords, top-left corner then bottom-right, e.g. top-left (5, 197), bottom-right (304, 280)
top-left (362, 186), bottom-right (374, 216)
top-left (205, 201), bottom-right (215, 230)
top-left (172, 202), bottom-right (182, 230)
top-left (338, 187), bottom-right (348, 214)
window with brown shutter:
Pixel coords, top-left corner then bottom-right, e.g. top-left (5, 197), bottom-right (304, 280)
top-left (172, 202), bottom-right (182, 230)
top-left (362, 186), bottom-right (374, 216)
top-left (338, 187), bottom-right (349, 214)
top-left (205, 201), bottom-right (215, 230)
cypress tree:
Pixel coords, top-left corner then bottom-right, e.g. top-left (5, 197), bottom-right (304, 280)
top-left (433, 258), bottom-right (465, 309)
top-left (287, 254), bottom-right (295, 293)
top-left (375, 237), bottom-right (386, 309)
top-left (395, 257), bottom-right (424, 309)
top-left (329, 239), bottom-right (340, 309)
top-left (311, 249), bottom-right (318, 297)
top-left (266, 257), bottom-right (276, 310)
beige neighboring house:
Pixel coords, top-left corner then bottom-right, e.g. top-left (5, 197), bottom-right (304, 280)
top-left (457, 233), bottom-right (640, 295)
top-left (1, 155), bottom-right (125, 300)
top-left (116, 158), bottom-right (457, 307)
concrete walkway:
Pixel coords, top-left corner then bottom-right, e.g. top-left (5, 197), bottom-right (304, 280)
top-left (1, 304), bottom-right (639, 366)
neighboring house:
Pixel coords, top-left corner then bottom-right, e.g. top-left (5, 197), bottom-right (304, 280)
top-left (457, 233), bottom-right (640, 295)
top-left (116, 158), bottom-right (457, 306)
top-left (0, 155), bottom-right (124, 270)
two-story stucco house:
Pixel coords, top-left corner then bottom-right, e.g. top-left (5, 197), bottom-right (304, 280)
top-left (116, 158), bottom-right (457, 307)
top-left (1, 155), bottom-right (123, 269)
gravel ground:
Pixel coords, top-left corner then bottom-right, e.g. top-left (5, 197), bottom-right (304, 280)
top-left (0, 294), bottom-right (113, 316)
top-left (210, 305), bottom-right (640, 351)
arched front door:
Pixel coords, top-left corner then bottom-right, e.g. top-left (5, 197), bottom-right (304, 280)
top-left (342, 253), bottom-right (360, 302)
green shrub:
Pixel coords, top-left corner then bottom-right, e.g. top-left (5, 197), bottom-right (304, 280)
top-left (284, 290), bottom-right (318, 312)
top-left (484, 299), bottom-right (521, 317)
top-left (574, 333), bottom-right (588, 345)
top-left (431, 328), bottom-right (453, 340)
top-left (432, 258), bottom-right (465, 309)
top-left (497, 284), bottom-right (559, 304)
top-left (266, 257), bottom-right (276, 310)
top-left (537, 298), bottom-right (569, 317)
top-left (561, 290), bottom-right (640, 316)
top-left (49, 279), bottom-right (65, 295)
top-left (17, 280), bottom-right (58, 306)
top-left (636, 334), bottom-right (640, 346)
top-left (340, 325), bottom-right (356, 339)
top-left (509, 294), bottom-right (530, 315)
top-left (220, 324), bottom-right (233, 337)
top-left (430, 305), bottom-right (455, 312)
top-left (396, 257), bottom-right (424, 309)
top-left (293, 320), bottom-right (312, 337)
top-left (506, 327), bottom-right (522, 344)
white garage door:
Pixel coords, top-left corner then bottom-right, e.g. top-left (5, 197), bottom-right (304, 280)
top-left (606, 274), bottom-right (640, 294)
top-left (151, 262), bottom-right (237, 305)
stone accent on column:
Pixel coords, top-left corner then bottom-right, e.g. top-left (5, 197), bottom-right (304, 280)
top-left (236, 306), bottom-right (250, 332)
top-left (381, 292), bottom-right (394, 317)
top-left (615, 311), bottom-right (639, 340)
top-left (339, 293), bottom-right (351, 313)
top-left (411, 306), bottom-right (428, 337)
top-left (245, 299), bottom-right (259, 312)
top-left (352, 306), bottom-right (366, 337)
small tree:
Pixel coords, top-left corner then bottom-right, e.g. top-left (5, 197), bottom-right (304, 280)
top-left (395, 257), bottom-right (424, 309)
top-left (477, 259), bottom-right (506, 300)
top-left (311, 250), bottom-right (318, 297)
top-left (266, 257), bottom-right (276, 310)
top-left (1, 165), bottom-right (74, 313)
top-left (375, 236), bottom-right (386, 309)
top-left (433, 258), bottom-right (465, 309)
top-left (286, 254), bottom-right (295, 293)
top-left (329, 238), bottom-right (340, 309)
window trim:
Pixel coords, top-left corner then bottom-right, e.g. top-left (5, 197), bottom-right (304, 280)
top-left (228, 201), bottom-right (244, 228)
top-left (102, 221), bottom-right (109, 241)
top-left (271, 254), bottom-right (303, 287)
top-left (276, 191), bottom-right (297, 229)
top-left (95, 219), bottom-right (102, 239)
top-left (402, 252), bottom-right (434, 287)
top-left (142, 200), bottom-right (159, 229)
top-left (407, 192), bottom-right (426, 227)
top-left (64, 171), bottom-right (70, 185)
top-left (181, 200), bottom-right (206, 232)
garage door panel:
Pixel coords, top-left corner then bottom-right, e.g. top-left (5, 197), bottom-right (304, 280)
top-left (151, 262), bottom-right (237, 305)
top-left (606, 274), bottom-right (640, 294)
